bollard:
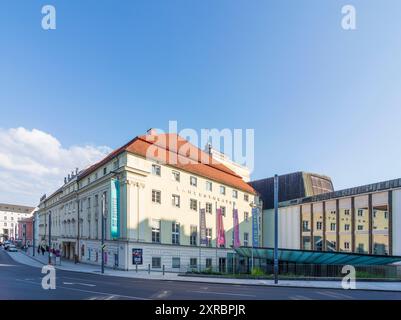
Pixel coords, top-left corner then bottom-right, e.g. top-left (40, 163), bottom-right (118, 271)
top-left (148, 263), bottom-right (150, 274)
top-left (163, 265), bottom-right (165, 276)
top-left (136, 263), bottom-right (138, 273)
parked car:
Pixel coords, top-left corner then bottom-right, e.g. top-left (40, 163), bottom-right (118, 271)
top-left (7, 245), bottom-right (18, 252)
top-left (4, 241), bottom-right (11, 250)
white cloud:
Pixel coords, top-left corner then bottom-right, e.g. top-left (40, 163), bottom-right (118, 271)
top-left (0, 127), bottom-right (112, 206)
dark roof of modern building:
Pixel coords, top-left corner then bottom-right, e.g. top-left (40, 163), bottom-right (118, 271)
top-left (280, 177), bottom-right (401, 207)
top-left (249, 172), bottom-right (333, 210)
top-left (235, 247), bottom-right (401, 265)
top-left (79, 131), bottom-right (256, 194)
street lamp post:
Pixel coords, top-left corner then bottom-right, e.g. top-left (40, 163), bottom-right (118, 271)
top-left (101, 192), bottom-right (106, 274)
top-left (274, 174), bottom-right (279, 284)
top-left (32, 216), bottom-right (35, 256)
top-left (48, 211), bottom-right (52, 265)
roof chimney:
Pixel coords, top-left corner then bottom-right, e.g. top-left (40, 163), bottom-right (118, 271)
top-left (146, 128), bottom-right (157, 136)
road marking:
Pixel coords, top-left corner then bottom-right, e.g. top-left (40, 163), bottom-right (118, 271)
top-left (316, 291), bottom-right (354, 300)
top-left (0, 264), bottom-right (16, 267)
top-left (189, 290), bottom-right (256, 297)
top-left (289, 295), bottom-right (313, 300)
top-left (62, 282), bottom-right (96, 287)
top-left (15, 278), bottom-right (150, 300)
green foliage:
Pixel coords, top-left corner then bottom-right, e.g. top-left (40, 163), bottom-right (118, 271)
top-left (250, 267), bottom-right (265, 277)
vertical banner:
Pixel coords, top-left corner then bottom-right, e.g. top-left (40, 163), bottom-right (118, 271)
top-left (252, 207), bottom-right (259, 247)
top-left (110, 178), bottom-right (120, 239)
top-left (233, 208), bottom-right (241, 248)
top-left (200, 208), bottom-right (207, 245)
top-left (216, 208), bottom-right (225, 247)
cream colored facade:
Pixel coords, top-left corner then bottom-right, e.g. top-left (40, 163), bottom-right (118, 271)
top-left (38, 149), bottom-right (258, 271)
top-left (0, 203), bottom-right (34, 242)
top-left (263, 181), bottom-right (401, 257)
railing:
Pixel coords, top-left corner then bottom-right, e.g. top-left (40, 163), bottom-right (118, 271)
top-left (183, 262), bottom-right (401, 280)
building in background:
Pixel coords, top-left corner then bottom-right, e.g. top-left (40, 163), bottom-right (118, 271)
top-left (17, 216), bottom-right (33, 246)
top-left (257, 177), bottom-right (401, 256)
top-left (205, 144), bottom-right (251, 182)
top-left (38, 129), bottom-right (259, 271)
top-left (0, 203), bottom-right (35, 242)
top-left (250, 172), bottom-right (334, 210)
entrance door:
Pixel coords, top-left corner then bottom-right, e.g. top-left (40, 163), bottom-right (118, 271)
top-left (218, 257), bottom-right (226, 273)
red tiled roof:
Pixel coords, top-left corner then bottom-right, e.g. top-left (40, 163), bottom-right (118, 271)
top-left (79, 132), bottom-right (256, 194)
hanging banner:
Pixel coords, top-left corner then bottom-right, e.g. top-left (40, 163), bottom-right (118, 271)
top-left (110, 178), bottom-right (120, 239)
top-left (200, 208), bottom-right (207, 245)
top-left (233, 208), bottom-right (241, 248)
top-left (217, 208), bottom-right (225, 247)
top-left (252, 207), bottom-right (259, 247)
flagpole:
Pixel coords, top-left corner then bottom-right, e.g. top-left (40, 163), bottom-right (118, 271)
top-left (215, 201), bottom-right (218, 273)
top-left (198, 201), bottom-right (201, 273)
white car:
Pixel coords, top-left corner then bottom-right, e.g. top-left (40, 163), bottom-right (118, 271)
top-left (7, 245), bottom-right (18, 252)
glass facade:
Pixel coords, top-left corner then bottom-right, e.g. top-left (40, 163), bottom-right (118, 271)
top-left (298, 191), bottom-right (391, 256)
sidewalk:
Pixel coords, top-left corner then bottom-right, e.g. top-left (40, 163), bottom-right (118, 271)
top-left (8, 248), bottom-right (401, 292)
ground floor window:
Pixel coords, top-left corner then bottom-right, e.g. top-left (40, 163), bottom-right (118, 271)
top-left (190, 258), bottom-right (197, 269)
top-left (172, 257), bottom-right (180, 268)
top-left (206, 258), bottom-right (212, 269)
top-left (152, 257), bottom-right (161, 268)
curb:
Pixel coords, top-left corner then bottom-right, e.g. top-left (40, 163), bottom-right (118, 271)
top-left (9, 250), bottom-right (401, 293)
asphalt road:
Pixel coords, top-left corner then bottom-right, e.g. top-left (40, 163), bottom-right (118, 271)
top-left (1, 248), bottom-right (401, 300)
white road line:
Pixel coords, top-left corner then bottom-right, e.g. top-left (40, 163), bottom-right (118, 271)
top-left (15, 278), bottom-right (150, 300)
top-left (317, 291), bottom-right (354, 300)
top-left (189, 290), bottom-right (256, 297)
top-left (289, 295), bottom-right (313, 300)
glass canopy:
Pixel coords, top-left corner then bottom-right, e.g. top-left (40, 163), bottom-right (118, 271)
top-left (234, 247), bottom-right (401, 265)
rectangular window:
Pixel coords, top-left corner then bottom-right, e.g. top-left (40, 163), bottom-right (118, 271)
top-left (113, 159), bottom-right (119, 170)
top-left (190, 225), bottom-right (197, 246)
top-left (358, 209), bottom-right (363, 216)
top-left (344, 242), bottom-right (350, 250)
top-left (172, 222), bottom-right (180, 245)
top-left (152, 190), bottom-right (161, 204)
top-left (220, 206), bottom-right (226, 216)
top-left (244, 212), bottom-right (249, 222)
top-left (344, 224), bottom-right (350, 231)
top-left (220, 185), bottom-right (226, 195)
top-left (172, 257), bottom-right (180, 268)
top-left (232, 190), bottom-right (238, 199)
top-left (152, 257), bottom-right (161, 268)
top-left (190, 199), bottom-right (198, 211)
top-left (358, 225), bottom-right (363, 231)
top-left (330, 223), bottom-right (336, 231)
top-left (244, 232), bottom-right (249, 246)
top-left (172, 194), bottom-right (180, 207)
top-left (103, 167), bottom-right (107, 176)
top-left (302, 221), bottom-right (309, 232)
top-left (190, 176), bottom-right (197, 187)
top-left (384, 211), bottom-right (388, 219)
top-left (206, 228), bottom-right (212, 247)
top-left (190, 258), bottom-right (197, 269)
top-left (244, 194), bottom-right (249, 202)
top-left (206, 202), bottom-right (212, 214)
top-left (344, 209), bottom-right (350, 215)
top-left (206, 181), bottom-right (212, 191)
top-left (172, 170), bottom-right (180, 182)
top-left (151, 220), bottom-right (161, 243)
top-left (206, 258), bottom-right (212, 269)
top-left (316, 221), bottom-right (322, 230)
top-left (152, 164), bottom-right (161, 176)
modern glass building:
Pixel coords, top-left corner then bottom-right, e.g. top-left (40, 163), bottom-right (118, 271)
top-left (252, 177), bottom-right (401, 257)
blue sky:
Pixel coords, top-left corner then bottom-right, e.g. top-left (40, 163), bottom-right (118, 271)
top-left (1, 0), bottom-right (401, 205)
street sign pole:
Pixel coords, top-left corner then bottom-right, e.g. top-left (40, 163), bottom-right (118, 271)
top-left (274, 174), bottom-right (279, 284)
top-left (101, 192), bottom-right (106, 274)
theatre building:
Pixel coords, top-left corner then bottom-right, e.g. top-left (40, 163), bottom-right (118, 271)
top-left (38, 129), bottom-right (259, 271)
top-left (255, 176), bottom-right (401, 256)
